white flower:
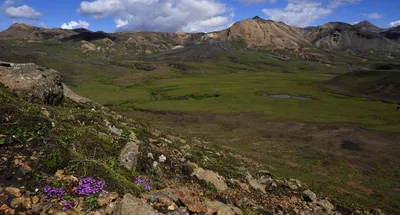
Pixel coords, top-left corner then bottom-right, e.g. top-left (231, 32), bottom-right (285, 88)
top-left (159, 155), bottom-right (167, 163)
top-left (152, 161), bottom-right (159, 168)
top-left (51, 122), bottom-right (55, 127)
top-left (35, 188), bottom-right (39, 192)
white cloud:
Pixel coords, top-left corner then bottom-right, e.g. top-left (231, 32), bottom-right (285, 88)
top-left (362, 12), bottom-right (381, 19)
top-left (115, 19), bottom-right (128, 28)
top-left (328, 0), bottom-right (362, 8)
top-left (262, 1), bottom-right (332, 27)
top-left (78, 0), bottom-right (234, 33)
top-left (237, 0), bottom-right (276, 4)
top-left (61, 20), bottom-right (90, 29)
top-left (389, 20), bottom-right (400, 28)
top-left (5, 5), bottom-right (42, 19)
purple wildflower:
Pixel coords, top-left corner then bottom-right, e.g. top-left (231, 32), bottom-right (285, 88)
top-left (63, 201), bottom-right (74, 211)
top-left (44, 185), bottom-right (65, 201)
top-left (75, 177), bottom-right (105, 196)
top-left (135, 177), bottom-right (151, 191)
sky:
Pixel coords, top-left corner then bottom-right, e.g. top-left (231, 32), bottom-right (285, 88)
top-left (0, 0), bottom-right (399, 33)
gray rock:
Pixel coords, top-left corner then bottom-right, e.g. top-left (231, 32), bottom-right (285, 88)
top-left (115, 194), bottom-right (158, 215)
top-left (205, 201), bottom-right (243, 215)
top-left (119, 141), bottom-right (140, 170)
top-left (0, 61), bottom-right (63, 104)
top-left (289, 179), bottom-right (302, 188)
top-left (192, 167), bottom-right (228, 192)
top-left (0, 192), bottom-right (8, 204)
top-left (246, 173), bottom-right (266, 193)
top-left (303, 189), bottom-right (317, 202)
top-left (62, 83), bottom-right (100, 107)
top-left (317, 199), bottom-right (334, 213)
top-left (104, 119), bottom-right (123, 136)
top-left (166, 207), bottom-right (190, 215)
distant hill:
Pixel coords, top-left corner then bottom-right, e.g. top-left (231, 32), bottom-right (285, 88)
top-left (322, 69), bottom-right (400, 104)
top-left (380, 26), bottom-right (400, 43)
top-left (355, 21), bottom-right (383, 32)
top-left (210, 16), bottom-right (310, 50)
top-left (304, 22), bottom-right (400, 52)
top-left (0, 23), bottom-right (76, 41)
top-left (1, 19), bottom-right (399, 54)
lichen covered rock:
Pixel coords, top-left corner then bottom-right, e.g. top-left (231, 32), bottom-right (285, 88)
top-left (0, 61), bottom-right (63, 104)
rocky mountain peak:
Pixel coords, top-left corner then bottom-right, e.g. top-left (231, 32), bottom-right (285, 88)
top-left (355, 20), bottom-right (383, 32)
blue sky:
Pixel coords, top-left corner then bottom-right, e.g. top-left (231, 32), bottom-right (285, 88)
top-left (0, 0), bottom-right (399, 32)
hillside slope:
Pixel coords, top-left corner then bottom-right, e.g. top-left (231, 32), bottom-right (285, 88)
top-left (380, 26), bottom-right (400, 43)
top-left (0, 61), bottom-right (390, 215)
top-left (322, 69), bottom-right (400, 103)
top-left (305, 22), bottom-right (400, 52)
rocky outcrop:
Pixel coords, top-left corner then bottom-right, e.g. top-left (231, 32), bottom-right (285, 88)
top-left (62, 83), bottom-right (101, 107)
top-left (0, 61), bottom-right (63, 104)
top-left (305, 22), bottom-right (400, 52)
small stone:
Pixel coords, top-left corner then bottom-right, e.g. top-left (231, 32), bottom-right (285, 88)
top-left (147, 153), bottom-right (154, 159)
top-left (166, 207), bottom-right (189, 215)
top-left (289, 179), bottom-right (302, 188)
top-left (0, 204), bottom-right (9, 210)
top-left (7, 208), bottom-right (16, 215)
top-left (317, 200), bottom-right (334, 213)
top-left (192, 168), bottom-right (228, 192)
top-left (152, 129), bottom-right (162, 137)
top-left (11, 197), bottom-right (24, 209)
top-left (286, 181), bottom-right (298, 190)
top-left (62, 175), bottom-right (79, 183)
top-left (303, 190), bottom-right (317, 202)
top-left (0, 193), bottom-right (8, 204)
top-left (97, 192), bottom-right (119, 206)
top-left (6, 187), bottom-right (22, 197)
top-left (55, 170), bottom-right (65, 180)
top-left (105, 202), bottom-right (115, 215)
top-left (168, 204), bottom-right (177, 211)
top-left (246, 173), bottom-right (266, 193)
top-left (119, 141), bottom-right (140, 170)
top-left (32, 196), bottom-right (40, 204)
top-left (21, 163), bottom-right (32, 172)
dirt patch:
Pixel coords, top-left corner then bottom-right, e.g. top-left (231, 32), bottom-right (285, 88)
top-left (341, 141), bottom-right (363, 152)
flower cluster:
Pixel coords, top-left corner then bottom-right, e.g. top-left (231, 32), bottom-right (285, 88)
top-left (44, 185), bottom-right (65, 201)
top-left (63, 201), bottom-right (74, 211)
top-left (135, 177), bottom-right (151, 191)
top-left (75, 177), bottom-right (105, 196)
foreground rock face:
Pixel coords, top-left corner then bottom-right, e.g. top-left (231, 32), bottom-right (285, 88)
top-left (0, 61), bottom-right (63, 104)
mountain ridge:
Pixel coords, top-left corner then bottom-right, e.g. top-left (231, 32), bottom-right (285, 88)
top-left (1, 18), bottom-right (399, 53)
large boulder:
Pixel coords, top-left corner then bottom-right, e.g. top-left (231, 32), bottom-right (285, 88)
top-left (0, 61), bottom-right (63, 104)
top-left (115, 194), bottom-right (158, 215)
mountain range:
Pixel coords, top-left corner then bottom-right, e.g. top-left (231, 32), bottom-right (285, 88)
top-left (0, 17), bottom-right (399, 57)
